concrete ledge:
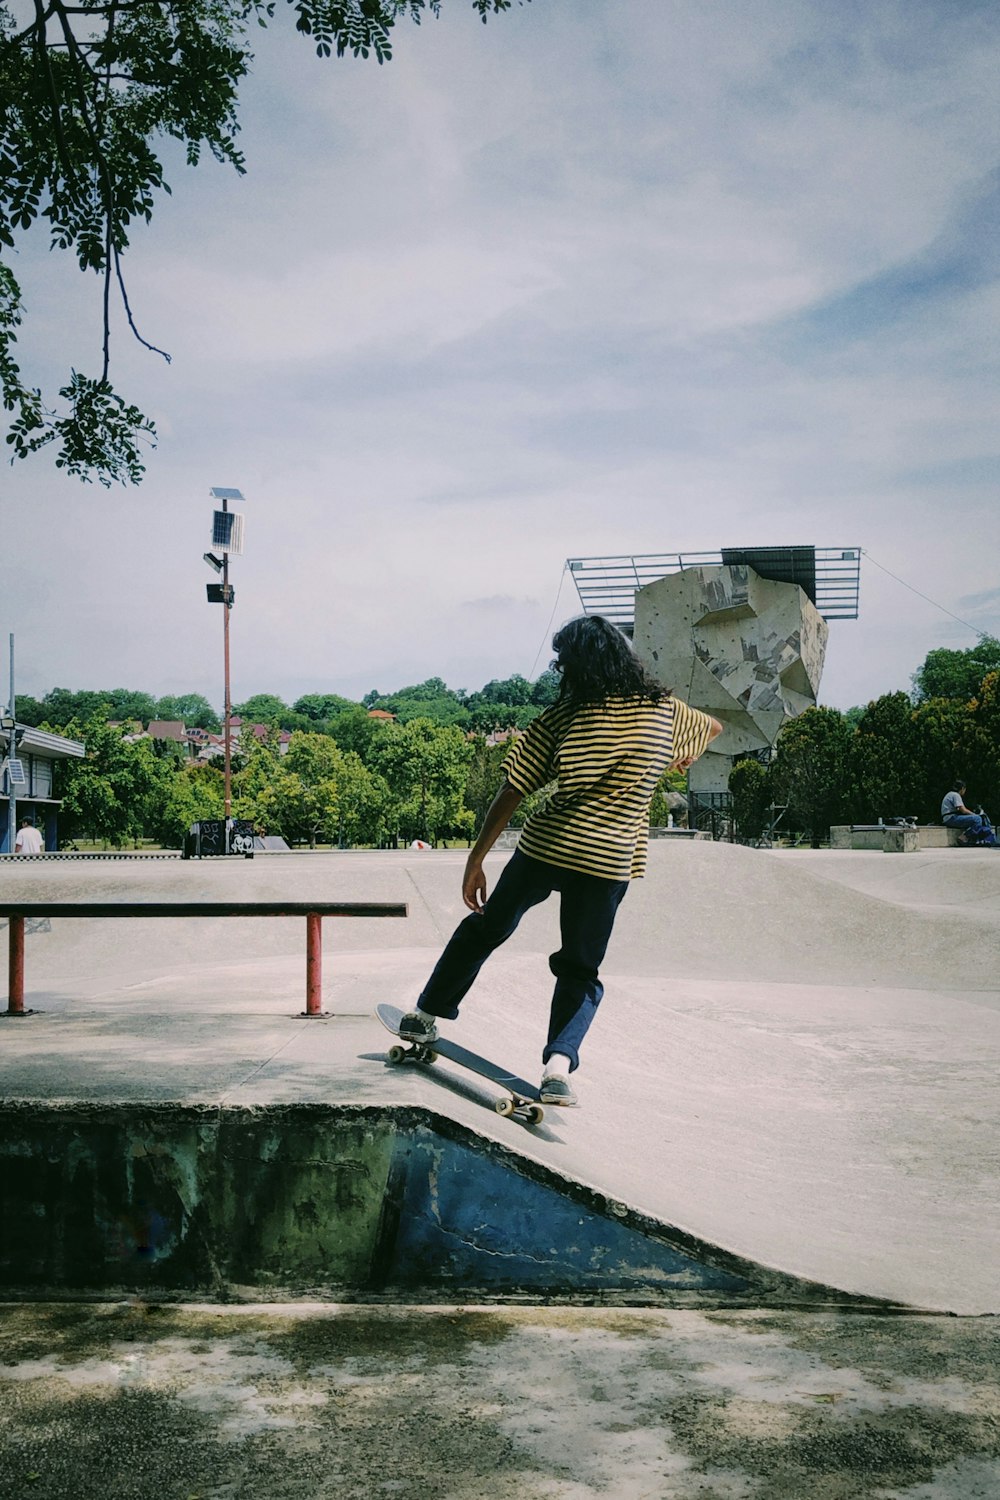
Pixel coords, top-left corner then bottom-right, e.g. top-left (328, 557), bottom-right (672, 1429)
top-left (0, 1103), bottom-right (897, 1308)
top-left (830, 825), bottom-right (961, 852)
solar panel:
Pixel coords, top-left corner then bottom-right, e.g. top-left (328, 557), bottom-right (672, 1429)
top-left (5, 758), bottom-right (26, 786)
top-left (209, 487), bottom-right (245, 502)
top-left (721, 546), bottom-right (818, 604)
top-left (211, 510), bottom-right (245, 555)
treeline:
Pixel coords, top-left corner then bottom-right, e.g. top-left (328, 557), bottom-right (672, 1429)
top-left (16, 671), bottom-right (562, 737)
top-left (49, 715), bottom-right (684, 852)
top-left (27, 637), bottom-right (1000, 850)
top-left (34, 669), bottom-right (571, 849)
top-left (729, 639), bottom-right (1000, 845)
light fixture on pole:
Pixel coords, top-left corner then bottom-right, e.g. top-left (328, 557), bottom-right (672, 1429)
top-left (205, 487), bottom-right (246, 853)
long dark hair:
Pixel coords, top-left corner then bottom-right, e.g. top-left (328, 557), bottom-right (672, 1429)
top-left (552, 615), bottom-right (667, 708)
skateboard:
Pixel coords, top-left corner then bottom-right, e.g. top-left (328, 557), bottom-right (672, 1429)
top-left (375, 1003), bottom-right (545, 1125)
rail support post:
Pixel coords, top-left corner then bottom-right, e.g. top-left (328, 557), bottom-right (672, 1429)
top-left (299, 911), bottom-right (329, 1018)
top-left (4, 914), bottom-right (31, 1017)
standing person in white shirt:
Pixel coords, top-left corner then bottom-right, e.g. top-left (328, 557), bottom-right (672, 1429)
top-left (14, 818), bottom-right (44, 854)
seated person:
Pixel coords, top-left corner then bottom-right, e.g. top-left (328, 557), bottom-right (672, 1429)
top-left (941, 781), bottom-right (992, 845)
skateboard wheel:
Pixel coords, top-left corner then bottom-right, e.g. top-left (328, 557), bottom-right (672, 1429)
top-left (495, 1098), bottom-right (515, 1117)
top-left (526, 1106), bottom-right (545, 1125)
top-left (387, 1045), bottom-right (406, 1064)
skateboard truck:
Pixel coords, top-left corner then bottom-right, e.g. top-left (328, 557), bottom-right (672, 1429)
top-left (377, 1004), bottom-right (545, 1125)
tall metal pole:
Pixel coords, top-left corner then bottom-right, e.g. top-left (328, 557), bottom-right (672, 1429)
top-left (6, 633), bottom-right (15, 856)
top-left (222, 503), bottom-right (232, 834)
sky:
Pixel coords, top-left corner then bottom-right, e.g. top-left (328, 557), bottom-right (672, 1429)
top-left (2, 0), bottom-right (998, 714)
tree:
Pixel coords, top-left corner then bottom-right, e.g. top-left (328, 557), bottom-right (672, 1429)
top-left (293, 692), bottom-right (359, 722)
top-left (966, 672), bottom-right (1000, 808)
top-left (38, 687), bottom-right (113, 727)
top-left (849, 692), bottom-right (922, 823)
top-left (771, 707), bottom-right (853, 847)
top-left (465, 700), bottom-right (539, 734)
top-left (231, 726), bottom-right (391, 845)
top-left (727, 759), bottom-right (771, 842)
top-left (56, 716), bottom-right (164, 845)
top-left (281, 731), bottom-right (345, 846)
top-left (463, 736), bottom-right (510, 830)
top-left (10, 693), bottom-right (46, 727)
top-left (148, 761), bottom-right (224, 846)
top-left (911, 638), bottom-right (1000, 704)
top-left (530, 668), bottom-right (560, 707)
top-left (233, 693), bottom-right (290, 724)
top-left (30, 685), bottom-right (156, 727)
top-left (155, 693), bottom-right (220, 730)
top-left (106, 688), bottom-right (158, 723)
top-left (477, 674), bottom-right (533, 707)
top-left (911, 695), bottom-right (983, 822)
top-left (328, 704), bottom-right (392, 759)
top-left (334, 749), bottom-right (391, 847)
top-left (1, 1), bottom-right (529, 485)
top-left (231, 732), bottom-right (288, 836)
top-left (368, 716), bottom-right (472, 844)
top-left (367, 677), bottom-right (470, 726)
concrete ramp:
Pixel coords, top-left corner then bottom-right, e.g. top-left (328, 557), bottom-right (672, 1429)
top-left (2, 844), bottom-right (998, 1312)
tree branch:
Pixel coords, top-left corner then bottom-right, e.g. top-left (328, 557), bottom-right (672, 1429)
top-left (33, 0), bottom-right (75, 182)
top-left (114, 248), bottom-right (171, 363)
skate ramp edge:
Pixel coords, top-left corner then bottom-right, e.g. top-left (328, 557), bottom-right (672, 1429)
top-left (0, 1102), bottom-right (901, 1309)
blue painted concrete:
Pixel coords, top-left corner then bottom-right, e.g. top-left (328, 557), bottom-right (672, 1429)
top-left (388, 1126), bottom-right (750, 1294)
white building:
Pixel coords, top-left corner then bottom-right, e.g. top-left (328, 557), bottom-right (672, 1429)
top-left (1, 726), bottom-right (85, 852)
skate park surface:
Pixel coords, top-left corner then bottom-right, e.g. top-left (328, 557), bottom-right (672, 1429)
top-left (2, 840), bottom-right (998, 1316)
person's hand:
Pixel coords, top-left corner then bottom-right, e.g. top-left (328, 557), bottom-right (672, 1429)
top-left (463, 856), bottom-right (487, 913)
top-left (675, 755), bottom-right (696, 770)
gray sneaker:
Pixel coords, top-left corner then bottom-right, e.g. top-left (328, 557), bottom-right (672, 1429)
top-left (398, 1010), bottom-right (438, 1044)
top-left (539, 1075), bottom-right (578, 1107)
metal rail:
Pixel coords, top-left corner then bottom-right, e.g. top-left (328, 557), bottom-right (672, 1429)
top-left (567, 546), bottom-right (861, 623)
top-left (0, 901), bottom-right (407, 1019)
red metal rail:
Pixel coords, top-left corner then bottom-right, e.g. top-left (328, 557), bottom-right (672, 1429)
top-left (0, 901), bottom-right (407, 1018)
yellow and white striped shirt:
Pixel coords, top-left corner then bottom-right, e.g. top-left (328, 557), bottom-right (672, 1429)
top-left (502, 695), bottom-right (714, 881)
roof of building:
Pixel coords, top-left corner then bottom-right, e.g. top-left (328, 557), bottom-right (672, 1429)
top-left (147, 720), bottom-right (187, 741)
top-left (1, 726), bottom-right (85, 760)
top-left (248, 723), bottom-right (292, 743)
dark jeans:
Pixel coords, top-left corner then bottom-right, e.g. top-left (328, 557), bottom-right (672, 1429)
top-left (417, 849), bottom-right (629, 1072)
top-left (945, 813), bottom-right (990, 839)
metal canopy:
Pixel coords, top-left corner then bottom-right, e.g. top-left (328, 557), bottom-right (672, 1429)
top-left (566, 546), bottom-right (861, 623)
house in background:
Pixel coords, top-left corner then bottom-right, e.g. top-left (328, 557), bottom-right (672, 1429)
top-left (195, 719), bottom-right (292, 764)
top-left (145, 720), bottom-right (187, 746)
top-left (1, 725), bottom-right (85, 852)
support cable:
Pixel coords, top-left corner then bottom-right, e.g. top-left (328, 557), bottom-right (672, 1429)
top-left (861, 550), bottom-right (992, 640)
top-left (528, 564), bottom-right (571, 681)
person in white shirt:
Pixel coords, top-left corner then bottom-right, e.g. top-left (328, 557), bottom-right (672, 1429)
top-left (14, 818), bottom-right (44, 854)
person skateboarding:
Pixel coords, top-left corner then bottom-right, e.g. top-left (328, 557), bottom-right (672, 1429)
top-left (398, 614), bottom-right (722, 1106)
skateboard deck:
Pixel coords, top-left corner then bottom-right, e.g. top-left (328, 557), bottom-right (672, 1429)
top-left (375, 1003), bottom-right (545, 1124)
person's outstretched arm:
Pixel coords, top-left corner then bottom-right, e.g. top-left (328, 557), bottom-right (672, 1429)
top-left (463, 780), bottom-right (524, 913)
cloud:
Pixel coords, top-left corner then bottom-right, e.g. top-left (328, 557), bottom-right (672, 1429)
top-left (460, 595), bottom-right (539, 612)
top-left (773, 168), bottom-right (1000, 348)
